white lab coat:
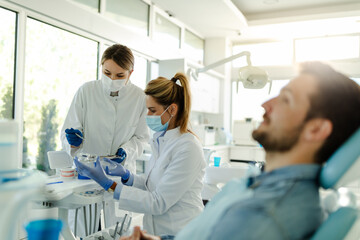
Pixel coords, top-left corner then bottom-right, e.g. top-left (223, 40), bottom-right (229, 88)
top-left (117, 127), bottom-right (206, 236)
top-left (60, 79), bottom-right (149, 172)
top-left (60, 79), bottom-right (149, 237)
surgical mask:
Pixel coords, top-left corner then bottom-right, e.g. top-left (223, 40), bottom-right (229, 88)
top-left (101, 73), bottom-right (126, 92)
top-left (146, 106), bottom-right (172, 132)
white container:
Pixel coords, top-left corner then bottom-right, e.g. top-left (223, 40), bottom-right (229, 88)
top-left (0, 120), bottom-right (18, 170)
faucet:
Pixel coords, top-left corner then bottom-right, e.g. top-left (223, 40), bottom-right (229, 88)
top-left (203, 148), bottom-right (216, 166)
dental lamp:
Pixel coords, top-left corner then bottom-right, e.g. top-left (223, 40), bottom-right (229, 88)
top-left (188, 51), bottom-right (271, 93)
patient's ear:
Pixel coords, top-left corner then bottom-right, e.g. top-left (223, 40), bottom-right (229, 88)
top-left (304, 118), bottom-right (332, 142)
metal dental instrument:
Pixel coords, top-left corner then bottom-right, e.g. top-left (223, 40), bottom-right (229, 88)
top-left (124, 215), bottom-right (132, 233)
top-left (113, 221), bottom-right (119, 240)
top-left (117, 214), bottom-right (128, 237)
top-left (75, 133), bottom-right (84, 140)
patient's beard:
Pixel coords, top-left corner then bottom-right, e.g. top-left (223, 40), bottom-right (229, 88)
top-left (252, 124), bottom-right (304, 153)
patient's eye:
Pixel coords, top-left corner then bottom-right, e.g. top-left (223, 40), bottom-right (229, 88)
top-left (281, 96), bottom-right (289, 103)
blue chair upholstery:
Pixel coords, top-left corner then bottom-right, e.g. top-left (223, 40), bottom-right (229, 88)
top-left (311, 128), bottom-right (360, 240)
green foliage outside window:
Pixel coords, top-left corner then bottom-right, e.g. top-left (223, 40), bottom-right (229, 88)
top-left (0, 84), bottom-right (13, 119)
top-left (37, 99), bottom-right (58, 174)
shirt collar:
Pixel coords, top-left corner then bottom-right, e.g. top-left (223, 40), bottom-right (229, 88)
top-left (248, 164), bottom-right (321, 188)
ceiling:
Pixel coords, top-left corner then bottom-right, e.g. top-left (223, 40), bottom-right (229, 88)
top-left (151, 0), bottom-right (360, 42)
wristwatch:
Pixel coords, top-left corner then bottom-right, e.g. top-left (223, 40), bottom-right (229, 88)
top-left (107, 182), bottom-right (117, 193)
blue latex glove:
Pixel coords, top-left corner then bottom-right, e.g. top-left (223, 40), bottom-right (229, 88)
top-left (65, 128), bottom-right (83, 147)
top-left (104, 158), bottom-right (130, 180)
top-left (74, 156), bottom-right (114, 190)
top-left (112, 148), bottom-right (127, 163)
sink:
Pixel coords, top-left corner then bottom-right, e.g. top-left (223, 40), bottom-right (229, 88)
top-left (204, 163), bottom-right (249, 185)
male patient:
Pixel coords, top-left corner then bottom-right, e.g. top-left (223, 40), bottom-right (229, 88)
top-left (121, 61), bottom-right (360, 240)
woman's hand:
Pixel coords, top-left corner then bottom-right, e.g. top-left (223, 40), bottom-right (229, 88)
top-left (104, 158), bottom-right (130, 179)
top-left (65, 128), bottom-right (83, 147)
top-left (74, 156), bottom-right (114, 190)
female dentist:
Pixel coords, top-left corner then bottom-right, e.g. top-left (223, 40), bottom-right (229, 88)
top-left (74, 72), bottom-right (206, 236)
top-left (60, 44), bottom-right (149, 236)
top-left (61, 44), bottom-right (149, 171)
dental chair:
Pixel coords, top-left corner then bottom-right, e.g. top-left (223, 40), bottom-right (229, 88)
top-left (311, 128), bottom-right (360, 240)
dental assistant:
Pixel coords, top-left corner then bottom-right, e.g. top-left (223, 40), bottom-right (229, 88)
top-left (61, 44), bottom-right (149, 171)
top-left (60, 44), bottom-right (149, 235)
top-left (74, 73), bottom-right (206, 236)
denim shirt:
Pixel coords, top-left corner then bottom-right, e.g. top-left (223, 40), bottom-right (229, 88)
top-left (172, 164), bottom-right (323, 240)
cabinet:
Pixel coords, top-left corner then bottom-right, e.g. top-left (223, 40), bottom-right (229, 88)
top-left (230, 146), bottom-right (265, 163)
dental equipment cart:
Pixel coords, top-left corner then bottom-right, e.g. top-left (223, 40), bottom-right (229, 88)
top-left (33, 176), bottom-right (126, 240)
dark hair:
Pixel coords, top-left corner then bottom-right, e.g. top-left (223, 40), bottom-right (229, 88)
top-left (101, 44), bottom-right (134, 71)
top-left (300, 61), bottom-right (360, 164)
top-left (144, 73), bottom-right (191, 134)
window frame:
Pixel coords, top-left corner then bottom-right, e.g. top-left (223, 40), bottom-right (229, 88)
top-left (0, 6), bottom-right (17, 120)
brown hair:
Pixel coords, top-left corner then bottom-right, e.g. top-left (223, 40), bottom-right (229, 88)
top-left (101, 44), bottom-right (134, 71)
top-left (300, 61), bottom-right (360, 164)
top-left (145, 73), bottom-right (191, 134)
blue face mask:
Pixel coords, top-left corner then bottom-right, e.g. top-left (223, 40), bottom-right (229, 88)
top-left (146, 106), bottom-right (172, 132)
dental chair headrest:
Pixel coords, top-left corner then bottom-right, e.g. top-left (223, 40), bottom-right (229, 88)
top-left (320, 128), bottom-right (360, 189)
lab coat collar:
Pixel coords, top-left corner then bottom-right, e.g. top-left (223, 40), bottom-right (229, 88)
top-left (151, 127), bottom-right (182, 154)
top-left (153, 126), bottom-right (181, 141)
top-left (157, 126), bottom-right (181, 140)
top-left (101, 79), bottom-right (133, 97)
top-left (164, 126), bottom-right (182, 139)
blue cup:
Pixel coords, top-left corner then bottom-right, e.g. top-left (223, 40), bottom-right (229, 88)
top-left (214, 157), bottom-right (221, 167)
top-left (25, 219), bottom-right (63, 240)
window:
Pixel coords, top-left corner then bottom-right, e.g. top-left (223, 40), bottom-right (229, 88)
top-left (232, 80), bottom-right (289, 122)
top-left (105, 0), bottom-right (149, 36)
top-left (233, 41), bottom-right (293, 67)
top-left (131, 55), bottom-right (148, 89)
top-left (72, 0), bottom-right (100, 13)
top-left (295, 35), bottom-right (360, 62)
top-left (153, 13), bottom-right (181, 49)
top-left (191, 73), bottom-right (220, 113)
top-left (150, 61), bottom-right (159, 82)
top-left (24, 18), bottom-right (98, 173)
top-left (0, 7), bottom-right (16, 120)
top-left (183, 29), bottom-right (204, 64)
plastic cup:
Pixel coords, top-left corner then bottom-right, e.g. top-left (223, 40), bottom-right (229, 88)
top-left (214, 157), bottom-right (221, 167)
top-left (25, 219), bottom-right (62, 240)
